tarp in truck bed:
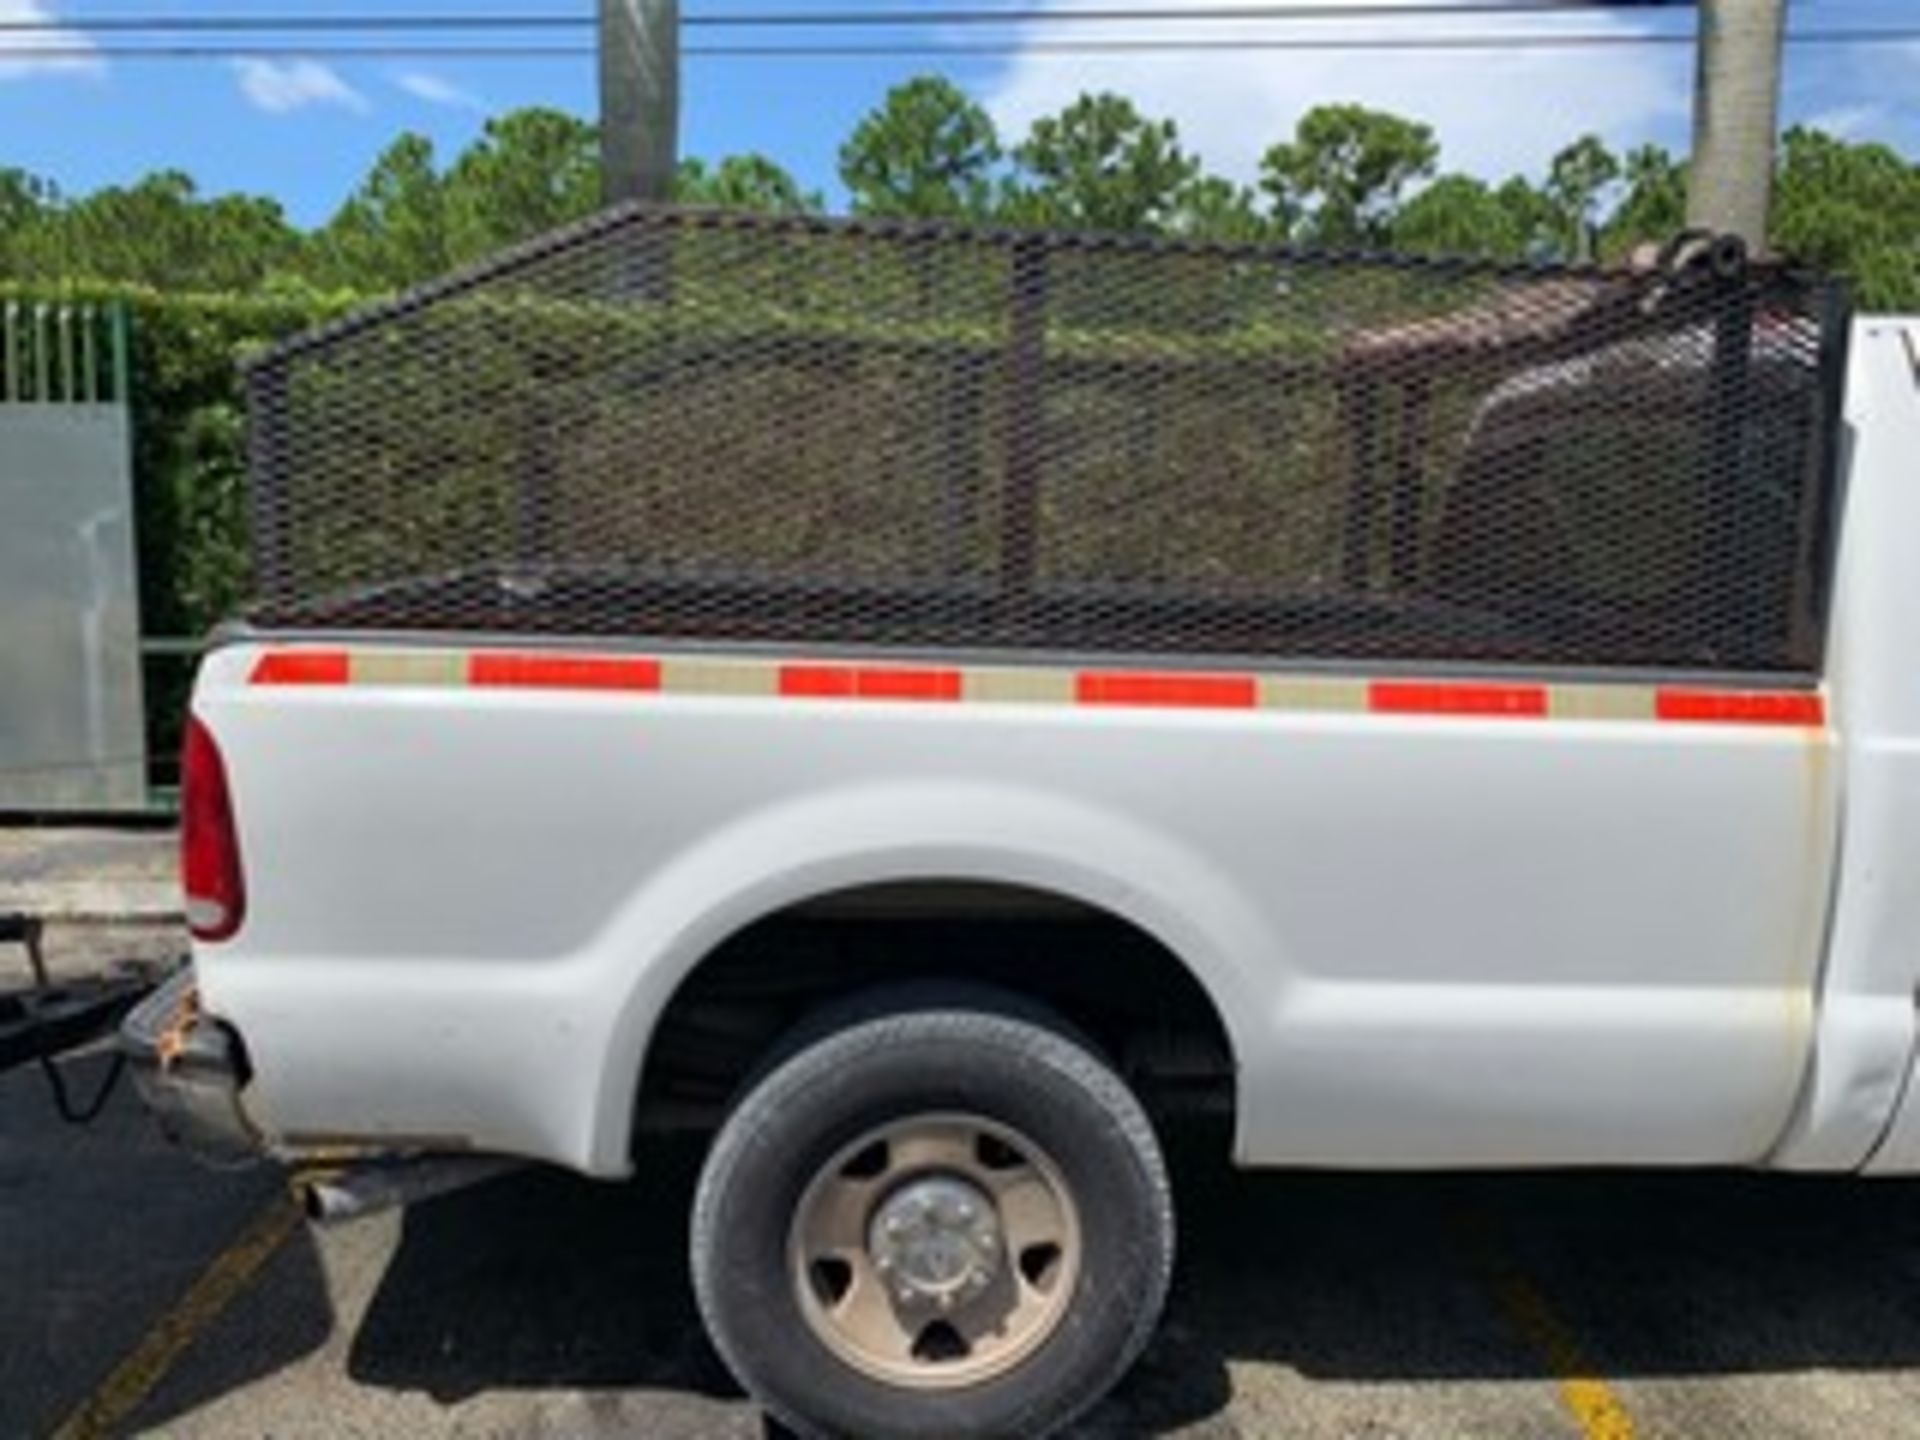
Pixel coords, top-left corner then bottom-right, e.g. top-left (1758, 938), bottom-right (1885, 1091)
top-left (241, 205), bottom-right (1850, 677)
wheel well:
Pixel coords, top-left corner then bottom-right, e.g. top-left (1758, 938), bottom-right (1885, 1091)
top-left (635, 881), bottom-right (1236, 1142)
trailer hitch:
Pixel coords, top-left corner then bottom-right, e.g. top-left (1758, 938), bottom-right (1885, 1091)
top-left (0, 912), bottom-right (164, 1122)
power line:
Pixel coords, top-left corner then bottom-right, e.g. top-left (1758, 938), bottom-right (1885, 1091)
top-left (5, 27), bottom-right (1913, 58)
top-left (692, 0), bottom-right (1702, 17)
top-left (676, 0), bottom-right (1705, 18)
top-left (3, 13), bottom-right (592, 30)
top-left (0, 3), bottom-right (1706, 30)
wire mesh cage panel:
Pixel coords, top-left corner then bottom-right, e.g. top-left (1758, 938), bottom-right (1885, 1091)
top-left (244, 206), bottom-right (1850, 676)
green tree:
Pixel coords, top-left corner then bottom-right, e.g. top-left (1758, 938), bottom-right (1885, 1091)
top-left (1601, 144), bottom-right (1689, 259)
top-left (444, 108), bottom-right (599, 260)
top-left (1772, 126), bottom-right (1920, 310)
top-left (1496, 177), bottom-right (1563, 259)
top-left (674, 154), bottom-right (820, 212)
top-left (1008, 93), bottom-right (1199, 232)
top-left (11, 96), bottom-right (1920, 314)
top-left (312, 134), bottom-right (451, 290)
top-left (0, 167), bottom-right (54, 243)
top-left (1169, 175), bottom-right (1268, 243)
top-left (1544, 135), bottom-right (1620, 260)
top-left (313, 112), bottom-right (604, 290)
top-left (3, 171), bottom-right (298, 289)
top-left (840, 78), bottom-right (1002, 220)
top-left (1260, 104), bottom-right (1439, 248)
top-left (1393, 175), bottom-right (1526, 259)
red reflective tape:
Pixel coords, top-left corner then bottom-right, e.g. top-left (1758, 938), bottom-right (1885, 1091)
top-left (250, 651), bottom-right (348, 686)
top-left (1075, 671), bottom-right (1258, 709)
top-left (854, 667), bottom-right (962, 701)
top-left (779, 664), bottom-right (961, 701)
top-left (1369, 681), bottom-right (1548, 718)
top-left (467, 652), bottom-right (661, 691)
top-left (779, 664), bottom-right (855, 698)
top-left (1655, 688), bottom-right (1825, 726)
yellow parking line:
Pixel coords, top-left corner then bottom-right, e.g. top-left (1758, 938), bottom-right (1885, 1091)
top-left (51, 1196), bottom-right (301, 1440)
top-left (1486, 1262), bottom-right (1638, 1440)
top-left (1462, 1213), bottom-right (1637, 1440)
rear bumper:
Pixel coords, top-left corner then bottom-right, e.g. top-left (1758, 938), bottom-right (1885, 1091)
top-left (119, 965), bottom-right (262, 1164)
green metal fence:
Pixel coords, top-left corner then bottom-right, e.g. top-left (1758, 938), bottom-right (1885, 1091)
top-left (0, 299), bottom-right (131, 407)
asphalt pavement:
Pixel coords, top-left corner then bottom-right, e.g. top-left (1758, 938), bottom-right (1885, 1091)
top-left (11, 831), bottom-right (1920, 1438)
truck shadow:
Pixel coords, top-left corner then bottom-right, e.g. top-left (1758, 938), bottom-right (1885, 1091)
top-left (347, 1138), bottom-right (735, 1405)
top-left (345, 1135), bottom-right (1920, 1434)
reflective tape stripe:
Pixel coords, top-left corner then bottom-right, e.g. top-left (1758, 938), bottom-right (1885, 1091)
top-left (1077, 671), bottom-right (1258, 709)
top-left (349, 651), bottom-right (464, 687)
top-left (659, 657), bottom-right (779, 697)
top-left (246, 647), bottom-right (1826, 728)
top-left (963, 668), bottom-right (1077, 705)
top-left (468, 652), bottom-right (660, 691)
top-left (1374, 679), bottom-right (1551, 718)
top-left (1547, 685), bottom-right (1658, 723)
top-left (249, 651), bottom-right (348, 685)
top-left (1258, 676), bottom-right (1370, 713)
top-left (1655, 688), bottom-right (1826, 726)
top-left (779, 664), bottom-right (962, 702)
top-left (1370, 681), bottom-right (1549, 719)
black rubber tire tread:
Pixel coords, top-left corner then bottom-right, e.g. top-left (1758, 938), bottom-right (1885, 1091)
top-left (690, 984), bottom-right (1173, 1440)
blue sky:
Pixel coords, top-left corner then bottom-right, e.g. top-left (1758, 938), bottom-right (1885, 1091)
top-left (1, 0), bottom-right (1916, 228)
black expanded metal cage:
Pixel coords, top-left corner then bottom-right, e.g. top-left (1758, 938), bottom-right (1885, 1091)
top-left (244, 205), bottom-right (1851, 676)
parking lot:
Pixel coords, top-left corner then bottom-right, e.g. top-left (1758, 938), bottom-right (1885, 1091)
top-left (13, 832), bottom-right (1920, 1439)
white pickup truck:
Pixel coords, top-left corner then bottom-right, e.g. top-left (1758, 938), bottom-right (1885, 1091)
top-left (124, 208), bottom-right (1896, 1438)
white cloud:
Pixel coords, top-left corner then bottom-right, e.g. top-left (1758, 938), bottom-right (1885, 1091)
top-left (1805, 105), bottom-right (1880, 140)
top-left (0, 0), bottom-right (103, 82)
top-left (230, 57), bottom-right (369, 115)
top-left (394, 69), bottom-right (484, 111)
top-left (980, 2), bottom-right (1694, 186)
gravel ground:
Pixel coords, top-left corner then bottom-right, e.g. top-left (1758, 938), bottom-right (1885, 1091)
top-left (10, 828), bottom-right (1920, 1440)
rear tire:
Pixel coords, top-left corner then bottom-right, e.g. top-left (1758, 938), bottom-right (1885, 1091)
top-left (690, 988), bottom-right (1173, 1440)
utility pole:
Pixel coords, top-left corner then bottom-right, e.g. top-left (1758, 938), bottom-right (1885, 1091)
top-left (599, 0), bottom-right (679, 205)
top-left (1686, 0), bottom-right (1787, 251)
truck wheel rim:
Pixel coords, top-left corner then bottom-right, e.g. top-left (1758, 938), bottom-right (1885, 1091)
top-left (787, 1111), bottom-right (1083, 1390)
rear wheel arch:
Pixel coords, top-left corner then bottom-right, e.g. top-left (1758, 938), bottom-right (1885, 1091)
top-left (627, 875), bottom-right (1245, 1153)
top-left (581, 783), bottom-right (1274, 1173)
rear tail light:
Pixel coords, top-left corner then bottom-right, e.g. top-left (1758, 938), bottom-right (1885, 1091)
top-left (181, 715), bottom-right (246, 942)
